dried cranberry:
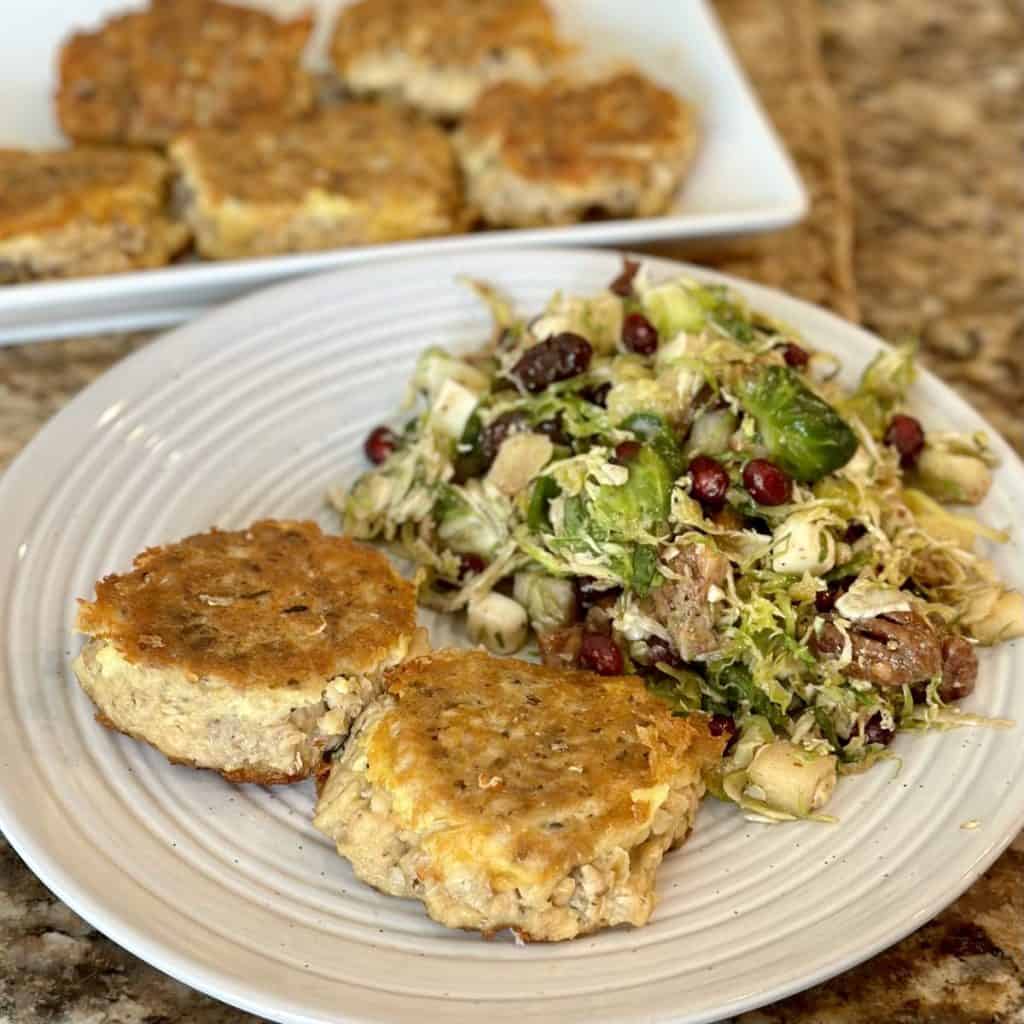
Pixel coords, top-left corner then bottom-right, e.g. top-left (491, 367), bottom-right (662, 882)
top-left (579, 632), bottom-right (624, 675)
top-left (742, 458), bottom-right (792, 506)
top-left (512, 333), bottom-right (593, 392)
top-left (535, 415), bottom-right (569, 446)
top-left (614, 440), bottom-right (642, 464)
top-left (609, 258), bottom-right (641, 297)
top-left (621, 312), bottom-right (659, 355)
top-left (782, 343), bottom-right (810, 368)
top-left (688, 455), bottom-right (730, 511)
top-left (459, 554), bottom-right (487, 578)
top-left (708, 714), bottom-right (737, 739)
top-left (863, 713), bottom-right (895, 747)
top-left (364, 425), bottom-right (398, 464)
top-left (482, 410), bottom-right (530, 462)
top-left (580, 381), bottom-right (611, 407)
top-left (884, 414), bottom-right (925, 467)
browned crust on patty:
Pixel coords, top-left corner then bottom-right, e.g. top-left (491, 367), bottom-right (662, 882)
top-left (171, 105), bottom-right (459, 208)
top-left (75, 520), bottom-right (417, 687)
top-left (458, 71), bottom-right (696, 187)
top-left (373, 649), bottom-right (724, 882)
top-left (0, 146), bottom-right (189, 281)
top-left (330, 0), bottom-right (562, 73)
top-left (315, 649), bottom-right (725, 939)
top-left (57, 0), bottom-right (314, 146)
top-left (169, 105), bottom-right (463, 258)
top-left (0, 147), bottom-right (175, 240)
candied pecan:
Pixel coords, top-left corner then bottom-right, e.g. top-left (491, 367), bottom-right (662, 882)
top-left (813, 611), bottom-right (942, 686)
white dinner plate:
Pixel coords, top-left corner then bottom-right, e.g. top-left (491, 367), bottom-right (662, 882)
top-left (1, 249), bottom-right (1022, 1024)
top-left (0, 0), bottom-right (806, 344)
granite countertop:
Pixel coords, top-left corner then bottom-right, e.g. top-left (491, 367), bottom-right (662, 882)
top-left (2, 0), bottom-right (1023, 1021)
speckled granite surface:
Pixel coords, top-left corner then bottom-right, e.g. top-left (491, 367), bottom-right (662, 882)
top-left (821, 0), bottom-right (1024, 457)
top-left (2, 1), bottom-right (1023, 1021)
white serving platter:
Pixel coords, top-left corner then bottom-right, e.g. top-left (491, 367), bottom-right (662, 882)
top-left (0, 0), bottom-right (806, 343)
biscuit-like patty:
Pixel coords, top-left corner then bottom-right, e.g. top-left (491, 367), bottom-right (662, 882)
top-left (455, 71), bottom-right (699, 227)
top-left (57, 0), bottom-right (314, 146)
top-left (314, 649), bottom-right (723, 940)
top-left (169, 106), bottom-right (463, 260)
top-left (73, 521), bottom-right (419, 784)
top-left (329, 0), bottom-right (563, 119)
top-left (0, 147), bottom-right (189, 283)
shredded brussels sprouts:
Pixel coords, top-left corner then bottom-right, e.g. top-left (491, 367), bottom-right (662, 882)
top-left (334, 265), bottom-right (1022, 822)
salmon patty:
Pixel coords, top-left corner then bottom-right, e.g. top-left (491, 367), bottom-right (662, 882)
top-left (330, 0), bottom-right (563, 118)
top-left (57, 0), bottom-right (314, 146)
top-left (169, 105), bottom-right (463, 259)
top-left (73, 520), bottom-right (420, 784)
top-left (314, 649), bottom-right (723, 940)
top-left (455, 71), bottom-right (698, 227)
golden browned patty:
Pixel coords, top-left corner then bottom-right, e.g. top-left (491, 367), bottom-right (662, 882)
top-left (329, 0), bottom-right (564, 118)
top-left (56, 0), bottom-right (314, 146)
top-left (169, 105), bottom-right (464, 260)
top-left (455, 71), bottom-right (699, 227)
top-left (73, 520), bottom-right (421, 784)
top-left (0, 147), bottom-right (189, 283)
top-left (314, 649), bottom-right (724, 940)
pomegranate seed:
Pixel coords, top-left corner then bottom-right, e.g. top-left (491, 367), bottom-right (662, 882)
top-left (884, 414), bottom-right (925, 467)
top-left (742, 458), bottom-right (792, 506)
top-left (614, 440), bottom-right (642, 464)
top-left (688, 455), bottom-right (730, 511)
top-left (863, 713), bottom-right (895, 747)
top-left (621, 312), bottom-right (659, 355)
top-left (459, 554), bottom-right (487, 578)
top-left (579, 632), bottom-right (624, 675)
top-left (708, 714), bottom-right (737, 738)
top-left (364, 425), bottom-right (398, 464)
top-left (782, 343), bottom-right (809, 368)
top-left (609, 258), bottom-right (641, 297)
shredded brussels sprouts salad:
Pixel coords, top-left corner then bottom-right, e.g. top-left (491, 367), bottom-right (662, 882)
top-left (335, 260), bottom-right (1024, 823)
